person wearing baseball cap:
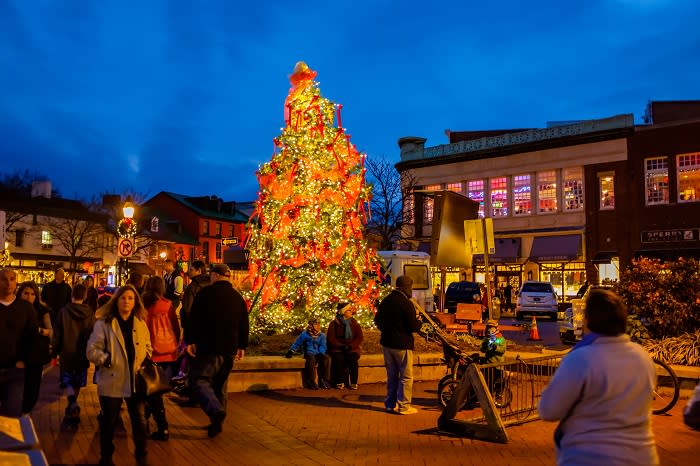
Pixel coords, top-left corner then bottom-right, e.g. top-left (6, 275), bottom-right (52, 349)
top-left (185, 262), bottom-right (248, 438)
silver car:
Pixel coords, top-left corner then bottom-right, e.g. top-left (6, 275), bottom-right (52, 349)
top-left (516, 281), bottom-right (558, 321)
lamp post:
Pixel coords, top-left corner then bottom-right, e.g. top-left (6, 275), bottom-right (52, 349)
top-left (117, 198), bottom-right (136, 286)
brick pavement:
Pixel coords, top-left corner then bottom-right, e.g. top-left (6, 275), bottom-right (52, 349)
top-left (28, 366), bottom-right (698, 465)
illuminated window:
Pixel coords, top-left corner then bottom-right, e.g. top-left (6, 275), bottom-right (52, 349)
top-left (202, 221), bottom-right (209, 235)
top-left (490, 177), bottom-right (509, 217)
top-left (599, 173), bottom-right (615, 210)
top-left (513, 175), bottom-right (531, 215)
top-left (150, 217), bottom-right (159, 232)
top-left (537, 171), bottom-right (557, 213)
top-left (563, 168), bottom-right (583, 210)
top-left (423, 184), bottom-right (441, 223)
top-left (41, 230), bottom-right (52, 246)
top-left (403, 191), bottom-right (415, 224)
top-left (467, 180), bottom-right (485, 218)
top-left (446, 182), bottom-right (463, 193)
top-left (677, 153), bottom-right (699, 202)
top-left (645, 157), bottom-right (669, 205)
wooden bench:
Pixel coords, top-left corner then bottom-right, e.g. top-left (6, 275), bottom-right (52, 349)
top-left (445, 303), bottom-right (482, 334)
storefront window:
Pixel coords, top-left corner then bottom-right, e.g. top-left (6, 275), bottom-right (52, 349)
top-left (563, 168), bottom-right (584, 210)
top-left (403, 191), bottom-right (414, 224)
top-left (539, 263), bottom-right (586, 301)
top-left (468, 180), bottom-right (485, 218)
top-left (446, 182), bottom-right (463, 193)
top-left (645, 157), bottom-right (669, 205)
top-left (678, 152), bottom-right (699, 202)
top-left (599, 173), bottom-right (615, 210)
top-left (598, 258), bottom-right (619, 285)
top-left (537, 171), bottom-right (557, 213)
top-left (513, 175), bottom-right (531, 215)
top-left (490, 177), bottom-right (509, 217)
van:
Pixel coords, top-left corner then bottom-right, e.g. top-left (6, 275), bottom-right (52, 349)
top-left (377, 251), bottom-right (434, 313)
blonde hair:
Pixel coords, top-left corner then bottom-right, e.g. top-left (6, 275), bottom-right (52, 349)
top-left (95, 284), bottom-right (146, 320)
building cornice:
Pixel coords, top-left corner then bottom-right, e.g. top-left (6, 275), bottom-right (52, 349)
top-left (396, 114), bottom-right (634, 171)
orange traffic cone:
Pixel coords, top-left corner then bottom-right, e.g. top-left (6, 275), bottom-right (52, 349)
top-left (527, 315), bottom-right (542, 341)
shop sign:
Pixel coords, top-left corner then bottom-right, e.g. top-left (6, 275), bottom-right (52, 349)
top-left (641, 229), bottom-right (699, 243)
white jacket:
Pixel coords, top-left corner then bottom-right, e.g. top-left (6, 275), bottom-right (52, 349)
top-left (87, 316), bottom-right (152, 398)
top-left (538, 335), bottom-right (658, 466)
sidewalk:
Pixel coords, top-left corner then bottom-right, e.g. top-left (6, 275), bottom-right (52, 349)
top-left (30, 366), bottom-right (697, 466)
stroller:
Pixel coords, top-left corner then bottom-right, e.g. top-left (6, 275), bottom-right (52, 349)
top-left (413, 303), bottom-right (512, 411)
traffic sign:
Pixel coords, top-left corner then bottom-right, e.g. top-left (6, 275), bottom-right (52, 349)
top-left (118, 238), bottom-right (134, 258)
top-left (222, 237), bottom-right (239, 246)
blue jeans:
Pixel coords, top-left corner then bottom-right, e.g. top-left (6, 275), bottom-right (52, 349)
top-left (382, 348), bottom-right (413, 411)
top-left (0, 366), bottom-right (25, 417)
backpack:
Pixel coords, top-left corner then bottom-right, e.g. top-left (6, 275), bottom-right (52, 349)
top-left (149, 311), bottom-right (178, 356)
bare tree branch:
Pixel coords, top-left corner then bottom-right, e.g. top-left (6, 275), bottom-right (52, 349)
top-left (45, 216), bottom-right (105, 272)
top-left (364, 156), bottom-right (417, 250)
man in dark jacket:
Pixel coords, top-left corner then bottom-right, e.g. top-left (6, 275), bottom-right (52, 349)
top-left (180, 260), bottom-right (209, 330)
top-left (0, 268), bottom-right (38, 417)
top-left (41, 267), bottom-right (72, 322)
top-left (186, 263), bottom-right (249, 438)
top-left (52, 284), bottom-right (95, 426)
top-left (374, 275), bottom-right (422, 415)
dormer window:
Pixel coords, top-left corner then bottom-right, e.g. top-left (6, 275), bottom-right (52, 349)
top-left (150, 216), bottom-right (159, 232)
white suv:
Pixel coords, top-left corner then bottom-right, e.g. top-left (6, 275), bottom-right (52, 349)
top-left (516, 281), bottom-right (558, 321)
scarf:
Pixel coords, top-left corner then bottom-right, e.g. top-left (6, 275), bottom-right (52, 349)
top-left (337, 312), bottom-right (353, 340)
top-left (307, 323), bottom-right (320, 337)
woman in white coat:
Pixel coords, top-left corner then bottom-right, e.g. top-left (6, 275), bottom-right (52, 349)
top-left (87, 284), bottom-right (152, 466)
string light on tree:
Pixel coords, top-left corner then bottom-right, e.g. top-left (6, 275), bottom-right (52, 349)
top-left (244, 62), bottom-right (384, 335)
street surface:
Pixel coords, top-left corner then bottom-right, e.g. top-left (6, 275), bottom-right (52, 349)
top-left (30, 365), bottom-right (697, 466)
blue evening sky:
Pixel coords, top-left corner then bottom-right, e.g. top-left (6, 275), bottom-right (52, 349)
top-left (1, 0), bottom-right (698, 202)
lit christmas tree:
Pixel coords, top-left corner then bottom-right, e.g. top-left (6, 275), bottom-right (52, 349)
top-left (244, 62), bottom-right (383, 334)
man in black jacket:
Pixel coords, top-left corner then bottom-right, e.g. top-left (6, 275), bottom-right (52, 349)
top-left (41, 267), bottom-right (72, 322)
top-left (186, 263), bottom-right (249, 438)
top-left (0, 268), bottom-right (38, 417)
top-left (374, 275), bottom-right (422, 415)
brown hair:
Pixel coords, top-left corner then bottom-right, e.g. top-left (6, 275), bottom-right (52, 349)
top-left (141, 276), bottom-right (166, 309)
top-left (72, 283), bottom-right (87, 301)
top-left (17, 281), bottom-right (47, 308)
top-left (584, 289), bottom-right (628, 336)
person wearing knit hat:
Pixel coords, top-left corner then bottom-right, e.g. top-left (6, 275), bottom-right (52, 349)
top-left (327, 303), bottom-right (364, 389)
top-left (285, 318), bottom-right (331, 390)
top-left (374, 275), bottom-right (423, 415)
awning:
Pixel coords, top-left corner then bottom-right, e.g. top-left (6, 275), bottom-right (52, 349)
top-left (473, 237), bottom-right (521, 264)
top-left (224, 246), bottom-right (248, 270)
top-left (128, 262), bottom-right (155, 275)
top-left (529, 234), bottom-right (581, 262)
top-left (592, 251), bottom-right (617, 264)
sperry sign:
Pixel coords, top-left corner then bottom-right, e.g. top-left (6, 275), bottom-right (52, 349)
top-left (641, 229), bottom-right (699, 243)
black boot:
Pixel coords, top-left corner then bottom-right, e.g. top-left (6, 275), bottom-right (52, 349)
top-left (150, 409), bottom-right (169, 441)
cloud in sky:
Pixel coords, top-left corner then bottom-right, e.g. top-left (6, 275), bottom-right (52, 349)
top-left (0, 0), bottom-right (698, 202)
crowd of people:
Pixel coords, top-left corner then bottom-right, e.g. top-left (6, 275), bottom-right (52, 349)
top-left (2, 265), bottom-right (698, 466)
top-left (0, 262), bottom-right (248, 466)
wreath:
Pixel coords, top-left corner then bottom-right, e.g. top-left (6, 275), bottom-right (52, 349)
top-left (117, 218), bottom-right (138, 238)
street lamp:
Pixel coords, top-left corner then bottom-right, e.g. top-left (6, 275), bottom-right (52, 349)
top-left (117, 197), bottom-right (137, 286)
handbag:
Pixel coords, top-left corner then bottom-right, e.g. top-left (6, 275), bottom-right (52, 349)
top-left (136, 358), bottom-right (173, 396)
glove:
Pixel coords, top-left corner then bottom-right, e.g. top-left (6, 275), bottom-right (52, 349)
top-left (103, 353), bottom-right (112, 368)
top-left (285, 351), bottom-right (293, 359)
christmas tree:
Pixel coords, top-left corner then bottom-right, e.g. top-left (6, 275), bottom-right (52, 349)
top-left (244, 62), bottom-right (383, 334)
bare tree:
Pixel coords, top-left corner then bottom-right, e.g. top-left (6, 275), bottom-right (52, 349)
top-left (365, 156), bottom-right (417, 250)
top-left (45, 215), bottom-right (106, 272)
top-left (88, 191), bottom-right (159, 256)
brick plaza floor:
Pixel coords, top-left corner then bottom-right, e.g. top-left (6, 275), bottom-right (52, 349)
top-left (28, 366), bottom-right (698, 465)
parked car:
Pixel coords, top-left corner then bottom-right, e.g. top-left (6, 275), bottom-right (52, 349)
top-left (515, 281), bottom-right (558, 321)
top-left (559, 285), bottom-right (614, 344)
top-left (444, 281), bottom-right (481, 314)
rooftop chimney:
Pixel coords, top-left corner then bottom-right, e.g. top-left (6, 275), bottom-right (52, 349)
top-left (31, 180), bottom-right (52, 199)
